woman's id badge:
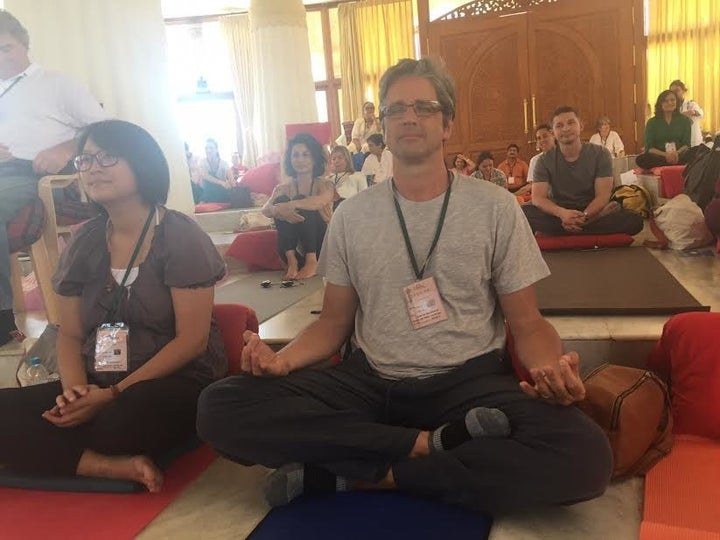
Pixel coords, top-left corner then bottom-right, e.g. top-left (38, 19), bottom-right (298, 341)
top-left (402, 277), bottom-right (448, 330)
top-left (665, 142), bottom-right (677, 153)
top-left (94, 323), bottom-right (129, 372)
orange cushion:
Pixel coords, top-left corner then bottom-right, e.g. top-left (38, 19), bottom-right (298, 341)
top-left (212, 304), bottom-right (259, 375)
top-left (535, 233), bottom-right (634, 251)
top-left (658, 166), bottom-right (686, 198)
top-left (239, 163), bottom-right (281, 196)
top-left (640, 522), bottom-right (720, 540)
top-left (642, 435), bottom-right (720, 537)
top-left (646, 313), bottom-right (720, 439)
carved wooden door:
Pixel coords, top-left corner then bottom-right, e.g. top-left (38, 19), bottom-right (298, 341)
top-left (527, 0), bottom-right (636, 146)
top-left (428, 13), bottom-right (533, 162)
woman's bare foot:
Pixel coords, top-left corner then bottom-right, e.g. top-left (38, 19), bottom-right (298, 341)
top-left (284, 250), bottom-right (299, 280)
top-left (77, 449), bottom-right (163, 492)
top-left (296, 253), bottom-right (318, 280)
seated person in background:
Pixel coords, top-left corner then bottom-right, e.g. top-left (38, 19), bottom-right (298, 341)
top-left (450, 153), bottom-right (475, 176)
top-left (589, 116), bottom-right (625, 158)
top-left (523, 106), bottom-right (643, 236)
top-left (527, 123), bottom-right (556, 183)
top-left (262, 133), bottom-right (334, 280)
top-left (497, 144), bottom-right (530, 196)
top-left (635, 90), bottom-right (692, 170)
top-left (669, 79), bottom-right (704, 147)
top-left (0, 9), bottom-right (106, 346)
top-left (361, 133), bottom-right (393, 184)
top-left (472, 151), bottom-right (507, 189)
top-left (0, 120), bottom-right (227, 491)
top-left (328, 146), bottom-right (367, 209)
top-left (197, 57), bottom-right (612, 515)
top-left (198, 138), bottom-right (233, 203)
top-left (351, 101), bottom-right (382, 154)
top-left (230, 152), bottom-right (248, 181)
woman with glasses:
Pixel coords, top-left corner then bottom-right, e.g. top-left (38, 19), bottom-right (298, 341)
top-left (0, 120), bottom-right (227, 492)
top-left (589, 117), bottom-right (625, 158)
top-left (262, 133), bottom-right (335, 280)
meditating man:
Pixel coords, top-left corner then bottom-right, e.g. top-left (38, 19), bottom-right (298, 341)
top-left (522, 106), bottom-right (644, 236)
top-left (0, 10), bottom-right (106, 346)
top-left (197, 58), bottom-right (612, 515)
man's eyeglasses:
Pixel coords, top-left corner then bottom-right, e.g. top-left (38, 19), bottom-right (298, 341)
top-left (380, 100), bottom-right (444, 119)
top-left (73, 151), bottom-right (119, 172)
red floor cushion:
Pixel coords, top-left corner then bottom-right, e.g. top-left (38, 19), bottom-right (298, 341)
top-left (646, 312), bottom-right (720, 439)
top-left (657, 166), bottom-right (686, 198)
top-left (195, 202), bottom-right (231, 213)
top-left (535, 233), bottom-right (634, 251)
top-left (239, 163), bottom-right (281, 196)
top-left (212, 304), bottom-right (259, 375)
top-left (225, 229), bottom-right (284, 271)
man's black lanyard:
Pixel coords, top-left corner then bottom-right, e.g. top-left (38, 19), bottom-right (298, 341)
top-left (392, 171), bottom-right (452, 280)
top-left (106, 207), bottom-right (156, 322)
top-left (0, 73), bottom-right (27, 100)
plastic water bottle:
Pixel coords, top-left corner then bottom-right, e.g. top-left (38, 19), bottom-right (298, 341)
top-left (25, 357), bottom-right (51, 386)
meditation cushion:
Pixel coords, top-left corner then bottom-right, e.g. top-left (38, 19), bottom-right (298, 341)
top-left (248, 491), bottom-right (492, 540)
top-left (212, 303), bottom-right (259, 375)
top-left (239, 162), bottom-right (281, 197)
top-left (225, 229), bottom-right (284, 271)
top-left (194, 202), bottom-right (231, 213)
top-left (646, 312), bottom-right (720, 439)
top-left (535, 233), bottom-right (634, 251)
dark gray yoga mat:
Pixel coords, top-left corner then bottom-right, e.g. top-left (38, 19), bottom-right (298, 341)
top-left (215, 270), bottom-right (324, 323)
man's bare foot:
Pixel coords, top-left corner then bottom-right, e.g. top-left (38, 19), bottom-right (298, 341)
top-left (296, 253), bottom-right (318, 280)
top-left (409, 431), bottom-right (431, 458)
top-left (284, 250), bottom-right (299, 280)
top-left (77, 450), bottom-right (163, 492)
top-left (353, 468), bottom-right (396, 491)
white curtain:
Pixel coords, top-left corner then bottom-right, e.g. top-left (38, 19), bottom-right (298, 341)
top-left (250, 0), bottom-right (318, 159)
top-left (6, 0), bottom-right (194, 214)
top-left (220, 14), bottom-right (259, 167)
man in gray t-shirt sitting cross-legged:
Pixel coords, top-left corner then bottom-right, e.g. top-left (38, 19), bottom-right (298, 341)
top-left (197, 60), bottom-right (612, 515)
top-left (522, 106), bottom-right (643, 236)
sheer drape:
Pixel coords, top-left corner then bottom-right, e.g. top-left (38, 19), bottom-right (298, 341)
top-left (220, 14), bottom-right (259, 167)
top-left (5, 0), bottom-right (193, 212)
top-left (250, 0), bottom-right (317, 159)
top-left (647, 0), bottom-right (720, 135)
top-left (338, 0), bottom-right (414, 121)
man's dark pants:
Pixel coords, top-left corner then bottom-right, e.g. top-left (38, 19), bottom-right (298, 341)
top-left (197, 350), bottom-right (613, 514)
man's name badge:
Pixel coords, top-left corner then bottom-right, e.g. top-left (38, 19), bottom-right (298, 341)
top-left (94, 323), bottom-right (129, 372)
top-left (508, 176), bottom-right (516, 185)
top-left (403, 276), bottom-right (448, 330)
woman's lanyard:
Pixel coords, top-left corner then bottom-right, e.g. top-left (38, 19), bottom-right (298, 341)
top-left (333, 172), bottom-right (347, 186)
top-left (0, 72), bottom-right (27, 100)
top-left (392, 171), bottom-right (452, 280)
top-left (105, 207), bottom-right (156, 322)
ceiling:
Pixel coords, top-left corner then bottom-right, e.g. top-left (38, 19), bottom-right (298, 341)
top-left (161, 0), bottom-right (340, 18)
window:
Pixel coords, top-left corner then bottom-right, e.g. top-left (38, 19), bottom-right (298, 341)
top-left (165, 21), bottom-right (240, 162)
top-left (307, 5), bottom-right (342, 140)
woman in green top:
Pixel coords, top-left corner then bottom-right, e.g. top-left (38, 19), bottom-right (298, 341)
top-left (636, 90), bottom-right (692, 170)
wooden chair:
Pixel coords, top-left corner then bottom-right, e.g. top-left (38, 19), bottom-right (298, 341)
top-left (10, 173), bottom-right (83, 325)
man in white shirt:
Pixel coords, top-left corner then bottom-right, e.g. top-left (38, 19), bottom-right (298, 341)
top-left (670, 80), bottom-right (705, 147)
top-left (0, 10), bottom-right (105, 345)
top-left (527, 123), bottom-right (556, 183)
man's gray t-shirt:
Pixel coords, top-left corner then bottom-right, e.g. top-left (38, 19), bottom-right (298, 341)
top-left (318, 173), bottom-right (550, 379)
top-left (533, 143), bottom-right (612, 209)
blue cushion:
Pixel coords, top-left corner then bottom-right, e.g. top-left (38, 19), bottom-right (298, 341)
top-left (248, 491), bottom-right (492, 540)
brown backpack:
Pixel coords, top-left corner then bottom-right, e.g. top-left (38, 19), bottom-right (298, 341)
top-left (577, 364), bottom-right (673, 478)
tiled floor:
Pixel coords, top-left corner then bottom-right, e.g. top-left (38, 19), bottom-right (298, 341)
top-left (2, 245), bottom-right (718, 539)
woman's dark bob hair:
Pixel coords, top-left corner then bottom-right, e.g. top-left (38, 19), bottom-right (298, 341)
top-left (76, 120), bottom-right (170, 205)
top-left (284, 133), bottom-right (327, 179)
